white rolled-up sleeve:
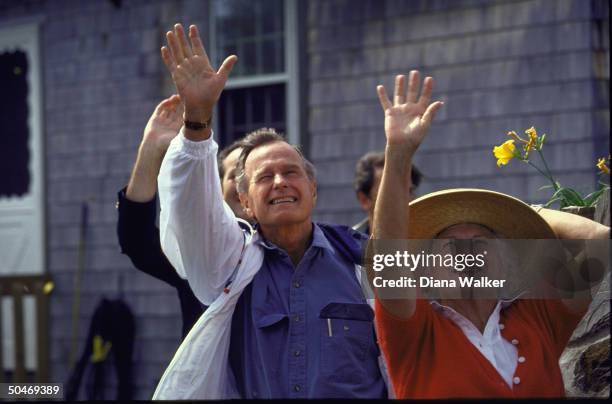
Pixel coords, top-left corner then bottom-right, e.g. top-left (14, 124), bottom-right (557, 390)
top-left (158, 131), bottom-right (244, 305)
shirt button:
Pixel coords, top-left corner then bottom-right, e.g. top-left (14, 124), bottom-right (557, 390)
top-left (294, 384), bottom-right (301, 392)
top-left (293, 281), bottom-right (301, 288)
top-left (518, 356), bottom-right (526, 363)
top-left (294, 315), bottom-right (300, 322)
top-left (343, 325), bottom-right (350, 331)
top-left (294, 350), bottom-right (301, 357)
top-left (511, 339), bottom-right (519, 345)
top-left (499, 323), bottom-right (505, 330)
top-left (513, 377), bottom-right (521, 385)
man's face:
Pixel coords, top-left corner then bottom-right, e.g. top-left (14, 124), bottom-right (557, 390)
top-left (239, 141), bottom-right (316, 228)
top-left (357, 166), bottom-right (417, 217)
top-left (221, 148), bottom-right (248, 221)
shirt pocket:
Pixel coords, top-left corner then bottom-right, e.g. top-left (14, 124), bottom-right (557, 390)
top-left (255, 313), bottom-right (287, 329)
top-left (319, 302), bottom-right (377, 383)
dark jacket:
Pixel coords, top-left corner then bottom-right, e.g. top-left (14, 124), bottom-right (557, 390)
top-left (116, 188), bottom-right (204, 338)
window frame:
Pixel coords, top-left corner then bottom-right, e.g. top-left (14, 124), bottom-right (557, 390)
top-left (208, 0), bottom-right (300, 145)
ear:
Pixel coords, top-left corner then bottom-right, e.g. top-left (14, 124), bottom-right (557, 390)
top-left (309, 180), bottom-right (317, 202)
top-left (356, 191), bottom-right (373, 212)
top-left (238, 192), bottom-right (255, 219)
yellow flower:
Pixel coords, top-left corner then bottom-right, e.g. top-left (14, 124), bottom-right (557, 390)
top-left (507, 131), bottom-right (523, 143)
top-left (493, 140), bottom-right (516, 167)
top-left (524, 126), bottom-right (538, 154)
top-left (596, 157), bottom-right (610, 175)
top-left (508, 127), bottom-right (538, 158)
top-left (525, 126), bottom-right (537, 139)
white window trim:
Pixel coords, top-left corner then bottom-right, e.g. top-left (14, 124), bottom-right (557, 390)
top-left (209, 0), bottom-right (300, 145)
top-left (0, 19), bottom-right (44, 372)
top-left (0, 20), bottom-right (45, 275)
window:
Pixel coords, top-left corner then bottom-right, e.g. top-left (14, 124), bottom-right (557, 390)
top-left (210, 0), bottom-right (300, 148)
top-left (0, 49), bottom-right (30, 197)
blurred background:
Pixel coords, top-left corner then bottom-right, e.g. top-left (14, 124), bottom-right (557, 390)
top-left (0, 0), bottom-right (609, 399)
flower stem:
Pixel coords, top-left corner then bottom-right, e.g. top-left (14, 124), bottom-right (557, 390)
top-left (526, 161), bottom-right (554, 184)
top-left (535, 149), bottom-right (559, 191)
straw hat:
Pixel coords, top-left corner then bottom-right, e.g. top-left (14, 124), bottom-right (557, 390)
top-left (407, 188), bottom-right (557, 239)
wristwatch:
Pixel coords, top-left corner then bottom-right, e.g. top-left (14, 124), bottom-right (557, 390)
top-left (184, 117), bottom-right (212, 130)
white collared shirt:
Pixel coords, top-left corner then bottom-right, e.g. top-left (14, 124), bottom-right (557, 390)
top-left (430, 300), bottom-right (518, 388)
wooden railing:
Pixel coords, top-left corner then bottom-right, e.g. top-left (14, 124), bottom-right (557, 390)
top-left (0, 275), bottom-right (51, 383)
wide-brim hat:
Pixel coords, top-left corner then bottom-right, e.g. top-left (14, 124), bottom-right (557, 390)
top-left (407, 188), bottom-right (557, 239)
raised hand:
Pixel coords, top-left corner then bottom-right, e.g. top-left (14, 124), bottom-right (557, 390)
top-left (127, 95), bottom-right (185, 202)
top-left (376, 71), bottom-right (443, 156)
top-left (143, 94), bottom-right (184, 155)
top-left (161, 24), bottom-right (237, 126)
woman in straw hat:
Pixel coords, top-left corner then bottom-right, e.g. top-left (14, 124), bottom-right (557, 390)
top-left (371, 71), bottom-right (610, 398)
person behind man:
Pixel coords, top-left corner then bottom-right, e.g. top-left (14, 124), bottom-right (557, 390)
top-left (370, 70), bottom-right (610, 398)
top-left (353, 151), bottom-right (422, 235)
top-left (152, 23), bottom-right (389, 399)
top-left (116, 94), bottom-right (249, 339)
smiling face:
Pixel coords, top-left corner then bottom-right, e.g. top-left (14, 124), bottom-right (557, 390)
top-left (239, 141), bottom-right (316, 229)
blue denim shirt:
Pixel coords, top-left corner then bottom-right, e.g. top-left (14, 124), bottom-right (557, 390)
top-left (228, 223), bottom-right (386, 398)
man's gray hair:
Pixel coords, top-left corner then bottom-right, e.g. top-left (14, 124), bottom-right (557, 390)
top-left (235, 128), bottom-right (316, 194)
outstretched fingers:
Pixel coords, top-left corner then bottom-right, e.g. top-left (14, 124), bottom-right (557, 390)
top-left (166, 30), bottom-right (185, 62)
top-left (406, 70), bottom-right (420, 104)
top-left (394, 75), bottom-right (406, 105)
top-left (418, 76), bottom-right (434, 108)
top-left (189, 25), bottom-right (211, 64)
top-left (174, 24), bottom-right (193, 59)
top-left (217, 55), bottom-right (238, 81)
top-left (421, 101), bottom-right (444, 127)
top-left (160, 46), bottom-right (177, 73)
top-left (377, 85), bottom-right (392, 111)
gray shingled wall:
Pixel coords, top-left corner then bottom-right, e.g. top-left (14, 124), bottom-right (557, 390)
top-left (308, 0), bottom-right (610, 226)
top-left (0, 0), bottom-right (609, 399)
top-left (41, 0), bottom-right (183, 398)
top-left (0, 0), bottom-right (212, 399)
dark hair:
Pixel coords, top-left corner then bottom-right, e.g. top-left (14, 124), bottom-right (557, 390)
top-left (235, 128), bottom-right (316, 194)
top-left (217, 139), bottom-right (245, 180)
top-left (353, 151), bottom-right (422, 196)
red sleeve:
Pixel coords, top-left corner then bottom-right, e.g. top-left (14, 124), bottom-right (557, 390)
top-left (374, 299), bottom-right (435, 393)
top-left (517, 299), bottom-right (586, 356)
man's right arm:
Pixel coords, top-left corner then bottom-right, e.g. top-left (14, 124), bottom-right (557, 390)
top-left (157, 24), bottom-right (242, 305)
top-left (158, 132), bottom-right (244, 305)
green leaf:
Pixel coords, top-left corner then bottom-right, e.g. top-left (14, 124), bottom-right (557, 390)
top-left (543, 196), bottom-right (562, 208)
top-left (583, 188), bottom-right (606, 207)
top-left (538, 133), bottom-right (547, 150)
top-left (563, 188), bottom-right (587, 205)
top-left (549, 187), bottom-right (585, 207)
top-left (538, 184), bottom-right (555, 191)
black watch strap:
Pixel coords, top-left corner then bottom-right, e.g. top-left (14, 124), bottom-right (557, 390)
top-left (184, 117), bottom-right (212, 130)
